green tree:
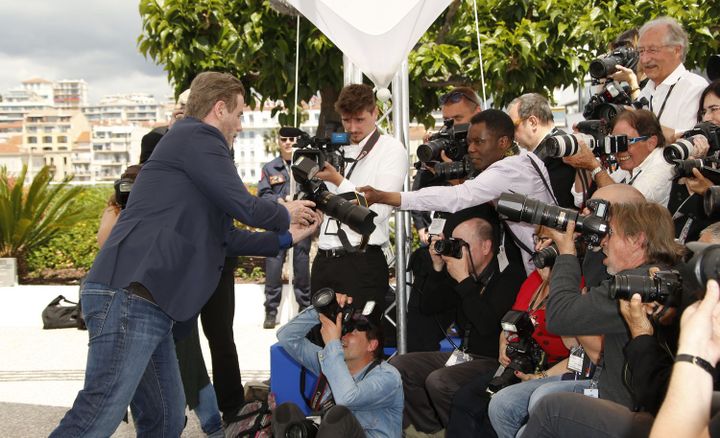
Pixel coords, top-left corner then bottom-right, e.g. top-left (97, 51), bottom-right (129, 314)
top-left (138, 0), bottom-right (720, 129)
top-left (0, 165), bottom-right (89, 277)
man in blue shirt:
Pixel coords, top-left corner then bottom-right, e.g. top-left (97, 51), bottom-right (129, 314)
top-left (275, 292), bottom-right (403, 438)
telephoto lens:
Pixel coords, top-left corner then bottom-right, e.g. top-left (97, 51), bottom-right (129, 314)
top-left (704, 186), bottom-right (720, 218)
top-left (663, 138), bottom-right (697, 163)
top-left (608, 271), bottom-right (682, 304)
top-left (532, 244), bottom-right (558, 269)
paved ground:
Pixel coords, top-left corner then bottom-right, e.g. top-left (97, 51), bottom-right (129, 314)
top-left (0, 283), bottom-right (299, 437)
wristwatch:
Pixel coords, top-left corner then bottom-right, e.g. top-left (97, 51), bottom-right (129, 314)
top-left (590, 166), bottom-right (603, 180)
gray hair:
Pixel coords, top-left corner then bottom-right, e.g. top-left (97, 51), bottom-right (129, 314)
top-left (639, 16), bottom-right (689, 61)
top-left (509, 93), bottom-right (554, 125)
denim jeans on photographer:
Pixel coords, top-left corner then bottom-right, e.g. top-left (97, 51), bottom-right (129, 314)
top-left (488, 375), bottom-right (592, 438)
top-left (50, 282), bottom-right (186, 438)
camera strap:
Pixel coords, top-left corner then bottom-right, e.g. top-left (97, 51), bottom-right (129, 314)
top-left (344, 129), bottom-right (381, 180)
top-left (503, 221), bottom-right (534, 257)
top-left (527, 154), bottom-right (559, 206)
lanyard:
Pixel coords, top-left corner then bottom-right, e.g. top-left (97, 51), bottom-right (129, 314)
top-left (649, 79), bottom-right (680, 121)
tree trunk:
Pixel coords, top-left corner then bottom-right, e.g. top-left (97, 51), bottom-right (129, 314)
top-left (317, 86), bottom-right (341, 137)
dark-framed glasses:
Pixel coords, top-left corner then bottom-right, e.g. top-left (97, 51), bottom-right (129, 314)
top-left (628, 135), bottom-right (649, 144)
top-left (439, 90), bottom-right (481, 108)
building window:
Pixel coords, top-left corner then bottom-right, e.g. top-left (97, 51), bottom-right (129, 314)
top-left (43, 136), bottom-right (52, 143)
top-left (27, 136), bottom-right (37, 144)
top-left (58, 136), bottom-right (68, 143)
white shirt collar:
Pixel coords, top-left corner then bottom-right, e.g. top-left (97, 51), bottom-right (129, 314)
top-left (647, 63), bottom-right (687, 91)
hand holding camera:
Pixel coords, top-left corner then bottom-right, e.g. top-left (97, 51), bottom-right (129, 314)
top-left (541, 221), bottom-right (578, 256)
top-left (314, 161), bottom-right (343, 187)
top-left (318, 293), bottom-right (352, 345)
top-left (618, 293), bottom-right (655, 338)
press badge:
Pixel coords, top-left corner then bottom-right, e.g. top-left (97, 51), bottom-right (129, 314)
top-left (567, 346), bottom-right (585, 373)
top-left (583, 388), bottom-right (599, 398)
top-left (428, 216), bottom-right (446, 235)
top-left (445, 349), bottom-right (473, 367)
top-left (497, 245), bottom-right (509, 272)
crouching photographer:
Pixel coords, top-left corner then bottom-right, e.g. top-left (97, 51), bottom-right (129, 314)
top-left (274, 289), bottom-right (403, 438)
top-left (517, 202), bottom-right (687, 438)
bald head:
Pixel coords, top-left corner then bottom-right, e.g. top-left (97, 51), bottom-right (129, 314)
top-left (591, 184), bottom-right (645, 205)
top-left (452, 217), bottom-right (494, 248)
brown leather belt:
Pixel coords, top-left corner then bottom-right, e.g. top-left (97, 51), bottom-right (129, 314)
top-left (127, 282), bottom-right (156, 304)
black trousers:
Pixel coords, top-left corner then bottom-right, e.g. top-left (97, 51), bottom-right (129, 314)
top-left (445, 371), bottom-right (498, 438)
top-left (310, 246), bottom-right (389, 312)
top-left (273, 402), bottom-right (366, 438)
top-left (389, 351), bottom-right (498, 433)
top-left (200, 260), bottom-right (244, 418)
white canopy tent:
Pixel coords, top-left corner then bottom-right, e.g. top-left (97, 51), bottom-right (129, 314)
top-left (284, 0), bottom-right (456, 353)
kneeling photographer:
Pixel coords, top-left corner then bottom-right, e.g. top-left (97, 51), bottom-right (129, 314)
top-left (274, 289), bottom-right (403, 438)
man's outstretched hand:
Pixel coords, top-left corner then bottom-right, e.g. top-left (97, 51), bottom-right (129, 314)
top-left (357, 186), bottom-right (401, 207)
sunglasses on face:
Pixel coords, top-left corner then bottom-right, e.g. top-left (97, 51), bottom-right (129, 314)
top-left (628, 135), bottom-right (649, 145)
top-left (279, 137), bottom-right (297, 142)
top-left (439, 90), bottom-right (481, 108)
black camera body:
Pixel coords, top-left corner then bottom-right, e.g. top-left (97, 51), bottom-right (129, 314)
top-left (583, 47), bottom-right (639, 121)
top-left (285, 127), bottom-right (377, 237)
top-left (311, 287), bottom-right (372, 336)
top-left (290, 128), bottom-right (350, 179)
top-left (497, 192), bottom-right (610, 248)
top-left (432, 237), bottom-right (466, 259)
top-left (663, 121), bottom-right (720, 163)
top-left (113, 178), bottom-right (133, 209)
top-left (487, 310), bottom-right (546, 395)
top-left (582, 82), bottom-right (632, 121)
top-left (417, 119), bottom-right (469, 163)
top-left (542, 120), bottom-right (628, 159)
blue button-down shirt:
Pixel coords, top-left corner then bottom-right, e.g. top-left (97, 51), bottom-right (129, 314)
top-left (277, 308), bottom-right (404, 438)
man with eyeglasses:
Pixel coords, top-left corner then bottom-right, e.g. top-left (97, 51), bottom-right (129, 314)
top-left (508, 93), bottom-right (577, 208)
top-left (258, 131), bottom-right (313, 328)
top-left (636, 17), bottom-right (707, 134)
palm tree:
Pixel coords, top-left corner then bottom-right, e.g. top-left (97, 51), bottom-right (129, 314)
top-left (0, 165), bottom-right (88, 278)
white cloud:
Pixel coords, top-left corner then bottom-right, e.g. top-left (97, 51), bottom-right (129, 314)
top-left (0, 0), bottom-right (173, 104)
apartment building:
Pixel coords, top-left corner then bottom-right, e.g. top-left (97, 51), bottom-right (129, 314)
top-left (54, 79), bottom-right (88, 109)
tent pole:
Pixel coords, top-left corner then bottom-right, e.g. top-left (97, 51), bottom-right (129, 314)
top-left (392, 60), bottom-right (410, 354)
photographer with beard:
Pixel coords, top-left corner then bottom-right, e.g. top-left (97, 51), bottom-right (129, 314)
top-left (511, 223), bottom-right (720, 438)
top-left (517, 202), bottom-right (685, 437)
top-left (274, 293), bottom-right (403, 438)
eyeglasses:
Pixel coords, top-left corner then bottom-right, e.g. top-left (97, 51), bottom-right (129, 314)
top-left (628, 135), bottom-right (649, 144)
top-left (279, 136), bottom-right (297, 142)
top-left (532, 234), bottom-right (551, 245)
top-left (700, 105), bottom-right (720, 118)
top-left (439, 90), bottom-right (481, 108)
top-left (637, 45), bottom-right (673, 56)
top-left (513, 117), bottom-right (527, 128)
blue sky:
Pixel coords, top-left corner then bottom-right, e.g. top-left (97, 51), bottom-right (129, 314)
top-left (0, 0), bottom-right (174, 104)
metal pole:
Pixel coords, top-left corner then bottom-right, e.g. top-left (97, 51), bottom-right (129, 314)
top-left (392, 60), bottom-right (410, 354)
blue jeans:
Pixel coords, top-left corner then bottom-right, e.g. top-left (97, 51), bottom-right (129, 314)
top-left (488, 375), bottom-right (591, 438)
top-left (51, 283), bottom-right (185, 437)
top-left (195, 383), bottom-right (224, 437)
